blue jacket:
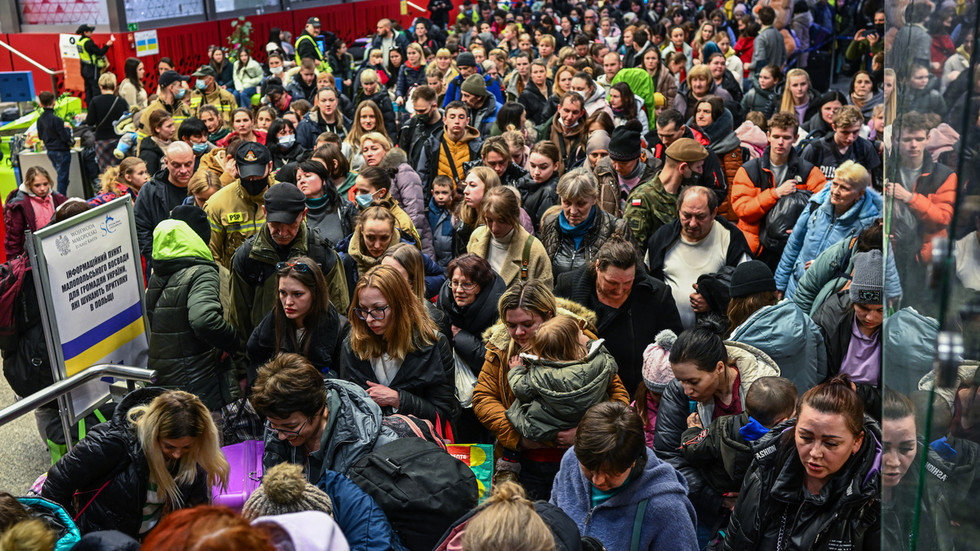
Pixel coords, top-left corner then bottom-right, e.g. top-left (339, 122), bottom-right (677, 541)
top-left (442, 72), bottom-right (505, 108)
top-left (396, 63), bottom-right (426, 101)
top-left (317, 470), bottom-right (408, 551)
top-left (730, 300), bottom-right (828, 394)
top-left (775, 185), bottom-right (883, 298)
top-left (550, 447), bottom-right (698, 551)
top-left (427, 198), bottom-right (454, 269)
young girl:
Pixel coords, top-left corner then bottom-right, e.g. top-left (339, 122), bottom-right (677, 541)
top-left (428, 175), bottom-right (457, 269)
top-left (89, 157), bottom-right (148, 206)
top-left (504, 315), bottom-right (622, 443)
top-left (4, 166), bottom-right (67, 257)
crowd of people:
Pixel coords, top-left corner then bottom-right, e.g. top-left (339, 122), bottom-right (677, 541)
top-left (6, 0), bottom-right (980, 549)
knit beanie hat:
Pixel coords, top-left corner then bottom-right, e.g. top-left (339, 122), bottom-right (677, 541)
top-left (586, 129), bottom-right (611, 156)
top-left (608, 119), bottom-right (642, 161)
top-left (653, 92), bottom-right (666, 108)
top-left (242, 463), bottom-right (334, 520)
top-left (456, 51), bottom-right (477, 67)
top-left (642, 330), bottom-right (677, 392)
top-left (461, 73), bottom-right (489, 97)
top-left (729, 260), bottom-right (776, 298)
top-left (170, 205), bottom-right (211, 246)
top-left (850, 250), bottom-right (883, 305)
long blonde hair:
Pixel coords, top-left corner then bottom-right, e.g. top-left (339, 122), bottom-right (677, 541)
top-left (348, 265), bottom-right (438, 361)
top-left (779, 68), bottom-right (811, 114)
top-left (461, 482), bottom-right (556, 551)
top-left (129, 391), bottom-right (229, 508)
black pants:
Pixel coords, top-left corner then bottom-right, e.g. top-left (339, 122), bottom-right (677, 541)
top-left (81, 63), bottom-right (100, 106)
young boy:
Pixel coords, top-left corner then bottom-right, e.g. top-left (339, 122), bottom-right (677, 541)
top-left (680, 376), bottom-right (798, 495)
top-left (36, 91), bottom-right (74, 195)
top-left (427, 175), bottom-right (456, 269)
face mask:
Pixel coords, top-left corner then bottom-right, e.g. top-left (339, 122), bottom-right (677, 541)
top-left (271, 66), bottom-right (284, 74)
top-left (278, 134), bottom-right (296, 148)
top-left (174, 88), bottom-right (186, 99)
top-left (681, 171), bottom-right (701, 188)
top-left (195, 79), bottom-right (207, 90)
top-left (875, 24), bottom-right (884, 34)
top-left (192, 142), bottom-right (208, 154)
top-left (241, 175), bottom-right (268, 195)
top-left (355, 193), bottom-right (375, 209)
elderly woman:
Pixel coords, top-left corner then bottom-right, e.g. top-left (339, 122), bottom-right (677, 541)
top-left (539, 168), bottom-right (634, 278)
top-left (775, 161), bottom-right (882, 299)
top-left (555, 237), bottom-right (682, 394)
top-left (467, 187), bottom-right (553, 288)
top-left (472, 280), bottom-right (629, 499)
top-left (673, 64), bottom-right (732, 121)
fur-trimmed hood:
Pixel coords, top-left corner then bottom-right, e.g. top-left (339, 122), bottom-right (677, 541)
top-left (482, 297), bottom-right (598, 352)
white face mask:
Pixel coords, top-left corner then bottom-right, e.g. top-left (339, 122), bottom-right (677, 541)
top-left (271, 66), bottom-right (284, 74)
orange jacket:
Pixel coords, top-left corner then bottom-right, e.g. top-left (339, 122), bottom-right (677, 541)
top-left (731, 148), bottom-right (826, 255)
top-left (904, 157), bottom-right (957, 262)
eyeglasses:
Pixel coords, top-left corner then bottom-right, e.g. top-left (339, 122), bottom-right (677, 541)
top-left (354, 305), bottom-right (390, 321)
top-left (276, 260), bottom-right (312, 273)
top-left (265, 416), bottom-right (309, 438)
top-left (450, 280), bottom-right (477, 291)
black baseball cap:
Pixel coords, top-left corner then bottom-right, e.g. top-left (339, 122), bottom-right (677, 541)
top-left (236, 142), bottom-right (272, 179)
top-left (264, 183), bottom-right (308, 223)
top-left (159, 70), bottom-right (189, 89)
top-left (307, 16), bottom-right (321, 26)
top-left (76, 24), bottom-right (96, 34)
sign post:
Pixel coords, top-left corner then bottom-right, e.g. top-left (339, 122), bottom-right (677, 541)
top-left (26, 197), bottom-right (149, 450)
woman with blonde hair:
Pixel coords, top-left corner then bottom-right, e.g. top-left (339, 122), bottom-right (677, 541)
top-left (455, 166), bottom-right (501, 256)
top-left (339, 264), bottom-right (455, 425)
top-left (85, 71), bottom-right (130, 172)
top-left (396, 43), bottom-right (428, 109)
top-left (186, 170), bottom-right (221, 208)
top-left (343, 100), bottom-right (390, 171)
top-left (551, 65), bottom-right (576, 99)
top-left (775, 67), bottom-right (820, 124)
top-left (466, 186), bottom-right (553, 288)
top-left (89, 156), bottom-right (148, 206)
top-left (434, 48), bottom-right (459, 84)
top-left (459, 482), bottom-right (556, 551)
top-left (42, 389), bottom-right (229, 538)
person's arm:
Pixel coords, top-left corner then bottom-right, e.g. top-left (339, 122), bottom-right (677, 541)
top-left (323, 254), bottom-right (350, 315)
top-left (396, 340), bottom-right (456, 423)
top-left (606, 374), bottom-right (630, 404)
top-left (472, 347), bottom-right (523, 450)
top-left (233, 63), bottom-right (245, 91)
top-left (749, 34), bottom-right (768, 71)
top-left (791, 242), bottom-right (839, 313)
top-left (204, 201), bottom-right (227, 268)
top-left (720, 463), bottom-right (766, 550)
top-left (41, 427), bottom-right (124, 514)
top-left (731, 166), bottom-right (778, 224)
top-left (4, 205), bottom-right (24, 258)
top-left (187, 266), bottom-right (240, 353)
top-left (227, 261), bottom-right (257, 342)
top-left (133, 190), bottom-right (156, 262)
top-left (907, 172), bottom-right (956, 228)
top-left (773, 208), bottom-right (810, 292)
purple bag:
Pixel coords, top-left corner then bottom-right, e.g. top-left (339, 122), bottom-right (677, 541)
top-left (213, 439), bottom-right (264, 511)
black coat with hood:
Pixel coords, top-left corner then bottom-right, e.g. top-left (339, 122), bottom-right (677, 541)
top-left (518, 81), bottom-right (556, 126)
top-left (554, 264), bottom-right (683, 393)
top-left (42, 388), bottom-right (211, 537)
top-left (721, 417), bottom-right (881, 551)
top-left (515, 172), bottom-right (560, 232)
top-left (435, 273), bottom-right (507, 374)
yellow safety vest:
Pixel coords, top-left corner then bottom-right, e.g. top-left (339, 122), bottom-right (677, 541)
top-left (294, 34), bottom-right (322, 65)
top-left (77, 37), bottom-right (107, 68)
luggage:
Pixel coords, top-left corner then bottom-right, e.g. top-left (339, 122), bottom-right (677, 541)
top-left (213, 439), bottom-right (264, 510)
top-left (382, 413), bottom-right (447, 449)
top-left (349, 438), bottom-right (477, 551)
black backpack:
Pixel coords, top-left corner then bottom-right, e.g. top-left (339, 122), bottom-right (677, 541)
top-left (761, 187), bottom-right (813, 253)
top-left (348, 438), bottom-right (477, 551)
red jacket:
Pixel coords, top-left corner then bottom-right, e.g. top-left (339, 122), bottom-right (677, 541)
top-left (4, 188), bottom-right (68, 258)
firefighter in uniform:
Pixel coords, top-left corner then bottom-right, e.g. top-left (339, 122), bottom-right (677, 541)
top-left (189, 65), bottom-right (238, 127)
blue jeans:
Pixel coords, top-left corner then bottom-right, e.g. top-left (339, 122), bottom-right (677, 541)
top-left (46, 150), bottom-right (72, 195)
top-left (238, 87), bottom-right (257, 108)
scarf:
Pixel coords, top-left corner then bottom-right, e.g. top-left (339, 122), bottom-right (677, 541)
top-left (850, 90), bottom-right (873, 109)
top-left (558, 206), bottom-right (597, 250)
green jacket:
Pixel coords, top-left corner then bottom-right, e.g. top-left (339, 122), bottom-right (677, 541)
top-left (229, 220), bottom-right (349, 342)
top-left (146, 220), bottom-right (241, 410)
top-left (623, 173), bottom-right (678, 253)
top-left (505, 339), bottom-right (618, 442)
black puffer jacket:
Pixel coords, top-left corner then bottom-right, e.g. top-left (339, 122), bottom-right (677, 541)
top-left (554, 265), bottom-right (683, 394)
top-left (518, 81), bottom-right (555, 126)
top-left (339, 332), bottom-right (457, 424)
top-left (515, 173), bottom-right (559, 232)
top-left (539, 206), bottom-right (634, 278)
top-left (722, 417), bottom-right (881, 551)
top-left (247, 305), bottom-right (349, 379)
top-left (42, 387), bottom-right (211, 537)
top-left (435, 274), bottom-right (506, 374)
top-left (145, 221), bottom-right (241, 410)
top-left (883, 445), bottom-right (956, 551)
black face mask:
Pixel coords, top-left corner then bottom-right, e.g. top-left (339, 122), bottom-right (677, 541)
top-left (241, 175), bottom-right (268, 196)
top-left (875, 23), bottom-right (885, 34)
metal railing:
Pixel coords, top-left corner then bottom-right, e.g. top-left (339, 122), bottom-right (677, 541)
top-left (0, 38), bottom-right (64, 93)
top-left (0, 365), bottom-right (156, 432)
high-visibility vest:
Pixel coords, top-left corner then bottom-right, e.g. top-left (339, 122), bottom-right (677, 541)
top-left (294, 34), bottom-right (322, 65)
top-left (77, 37), bottom-right (107, 68)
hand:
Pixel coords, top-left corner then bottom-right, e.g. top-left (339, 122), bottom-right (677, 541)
top-left (722, 492), bottom-right (738, 510)
top-left (343, 79), bottom-right (352, 86)
top-left (396, 97), bottom-right (405, 106)
top-left (451, 325), bottom-right (462, 337)
top-left (854, 29), bottom-right (865, 39)
top-left (509, 354), bottom-right (523, 369)
top-left (866, 32), bottom-right (880, 47)
top-left (366, 381), bottom-right (400, 408)
top-left (774, 180), bottom-right (797, 198)
top-left (687, 412), bottom-right (702, 429)
top-left (886, 181), bottom-right (913, 203)
top-left (776, 290), bottom-right (785, 300)
top-left (555, 427), bottom-right (577, 447)
top-left (689, 287), bottom-right (709, 313)
top-left (520, 437), bottom-right (548, 450)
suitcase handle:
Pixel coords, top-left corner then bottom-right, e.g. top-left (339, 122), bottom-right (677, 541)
top-left (249, 471), bottom-right (262, 483)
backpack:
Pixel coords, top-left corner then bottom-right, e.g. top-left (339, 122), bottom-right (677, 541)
top-left (382, 413), bottom-right (447, 450)
top-left (761, 188), bottom-right (813, 253)
top-left (0, 254), bottom-right (31, 349)
top-left (348, 438), bottom-right (478, 551)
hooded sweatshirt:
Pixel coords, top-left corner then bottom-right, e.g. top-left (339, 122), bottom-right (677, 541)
top-left (252, 511), bottom-right (350, 551)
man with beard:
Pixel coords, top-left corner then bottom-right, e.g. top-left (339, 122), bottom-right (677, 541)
top-left (204, 142), bottom-right (273, 268)
top-left (539, 92), bottom-right (587, 169)
top-left (397, 85), bottom-right (443, 167)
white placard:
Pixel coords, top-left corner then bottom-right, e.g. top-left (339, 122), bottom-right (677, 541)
top-left (30, 198), bottom-right (149, 421)
top-left (59, 34), bottom-right (79, 59)
top-left (134, 30), bottom-right (159, 57)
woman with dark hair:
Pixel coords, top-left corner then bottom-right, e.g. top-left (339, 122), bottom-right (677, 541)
top-left (209, 48), bottom-right (234, 91)
top-left (119, 57), bottom-right (147, 110)
top-left (706, 52), bottom-right (743, 104)
top-left (268, 118), bottom-right (308, 169)
top-left (551, 402), bottom-right (698, 549)
top-left (233, 49), bottom-right (264, 108)
top-left (608, 81), bottom-right (651, 136)
top-left (721, 377), bottom-right (880, 550)
top-left (218, 108), bottom-right (267, 146)
top-left (741, 64), bottom-right (781, 115)
top-left (654, 327), bottom-right (779, 548)
top-left (640, 47), bottom-right (678, 107)
top-left (848, 70), bottom-right (882, 121)
top-left (138, 110), bottom-right (174, 176)
top-left (247, 256), bottom-right (347, 377)
top-left (295, 160), bottom-right (357, 244)
top-left (339, 264), bottom-right (455, 425)
top-left (519, 140), bottom-right (563, 230)
top-left (801, 90), bottom-right (846, 141)
top-left (493, 101), bottom-right (529, 136)
top-left (311, 142), bottom-right (357, 200)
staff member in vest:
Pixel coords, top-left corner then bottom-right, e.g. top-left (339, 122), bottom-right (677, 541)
top-left (76, 24), bottom-right (114, 105)
top-left (295, 17), bottom-right (324, 66)
top-left (189, 65), bottom-right (238, 127)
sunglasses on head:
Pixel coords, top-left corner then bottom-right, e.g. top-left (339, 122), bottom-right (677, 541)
top-left (276, 260), bottom-right (312, 273)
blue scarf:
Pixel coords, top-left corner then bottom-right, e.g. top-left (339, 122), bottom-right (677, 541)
top-left (558, 206), bottom-right (597, 250)
top-left (739, 416), bottom-right (770, 442)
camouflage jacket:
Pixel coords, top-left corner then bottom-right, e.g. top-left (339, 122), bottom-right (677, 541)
top-left (623, 173), bottom-right (678, 255)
